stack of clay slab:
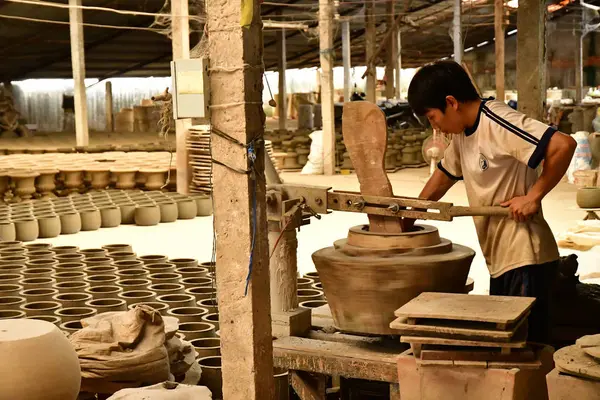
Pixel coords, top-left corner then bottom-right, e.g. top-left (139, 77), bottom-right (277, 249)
top-left (187, 126), bottom-right (212, 195)
top-left (264, 129), bottom-right (312, 171)
top-left (548, 334), bottom-right (600, 399)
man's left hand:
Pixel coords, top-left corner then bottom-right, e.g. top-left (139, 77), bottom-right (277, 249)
top-left (500, 196), bottom-right (540, 222)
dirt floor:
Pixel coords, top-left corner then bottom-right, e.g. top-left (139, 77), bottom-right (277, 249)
top-left (30, 166), bottom-right (600, 295)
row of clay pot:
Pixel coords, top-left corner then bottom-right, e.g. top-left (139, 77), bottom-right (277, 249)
top-left (0, 190), bottom-right (212, 241)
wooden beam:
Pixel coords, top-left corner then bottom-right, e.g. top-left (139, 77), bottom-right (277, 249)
top-left (453, 0), bottom-right (462, 64)
top-left (319, 0), bottom-right (336, 176)
top-left (276, 26), bottom-right (287, 130)
top-left (395, 29), bottom-right (402, 99)
top-left (290, 371), bottom-right (327, 400)
top-left (105, 81), bottom-right (113, 132)
top-left (206, 0), bottom-right (275, 398)
top-left (341, 20), bottom-right (352, 102)
top-left (516, 0), bottom-right (545, 120)
top-left (494, 0), bottom-right (505, 101)
top-left (365, 0), bottom-right (377, 103)
top-left (385, 1), bottom-right (396, 99)
top-left (171, 0), bottom-right (191, 195)
top-left (69, 0), bottom-right (89, 147)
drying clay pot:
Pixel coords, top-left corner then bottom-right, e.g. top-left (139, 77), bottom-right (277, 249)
top-left (53, 281), bottom-right (90, 294)
top-left (0, 284), bottom-right (23, 297)
top-left (181, 276), bottom-right (213, 289)
top-left (0, 319), bottom-right (81, 400)
top-left (297, 277), bottom-right (315, 289)
top-left (192, 195), bottom-right (213, 216)
top-left (53, 292), bottom-right (93, 308)
top-left (144, 262), bottom-right (176, 275)
top-left (27, 250), bottom-right (55, 260)
top-left (167, 307), bottom-right (209, 324)
top-left (14, 218), bottom-right (39, 242)
top-left (79, 208), bottom-right (101, 231)
top-left (52, 245), bottom-right (79, 254)
top-left (0, 296), bottom-right (26, 310)
top-left (35, 169), bottom-right (58, 198)
top-left (79, 248), bottom-right (106, 258)
top-left (148, 272), bottom-right (183, 285)
top-left (312, 224), bottom-right (475, 335)
top-left (117, 279), bottom-right (151, 292)
top-left (178, 321), bottom-right (216, 340)
top-left (38, 215), bottom-right (61, 238)
top-left (140, 168), bottom-right (167, 191)
top-left (54, 307), bottom-right (97, 322)
top-left (0, 221), bottom-right (16, 241)
top-left (148, 283), bottom-right (185, 296)
top-left (10, 171), bottom-right (39, 201)
top-left (111, 168), bottom-right (138, 190)
top-left (85, 285), bottom-right (123, 300)
top-left (576, 187), bottom-right (600, 209)
top-left (117, 290), bottom-right (156, 306)
top-left (176, 198), bottom-right (197, 220)
top-left (297, 288), bottom-right (324, 301)
top-left (190, 337), bottom-right (221, 358)
top-left (102, 244), bottom-right (132, 253)
top-left (85, 298), bottom-right (127, 312)
top-left (59, 211), bottom-right (82, 234)
top-left (128, 301), bottom-right (169, 315)
top-left (118, 202), bottom-right (137, 224)
top-left (156, 293), bottom-right (196, 308)
top-left (113, 260), bottom-right (144, 270)
top-left (198, 356), bottom-right (223, 399)
top-left (170, 258), bottom-right (198, 269)
top-left (134, 203), bottom-right (160, 226)
top-left (299, 300), bottom-right (328, 309)
top-left (201, 313), bottom-right (220, 330)
top-left (197, 298), bottom-right (218, 314)
top-left (20, 300), bottom-right (61, 317)
top-left (108, 251), bottom-right (137, 262)
top-left (158, 200), bottom-right (178, 223)
top-left (100, 206), bottom-right (121, 228)
top-left (0, 310), bottom-right (26, 319)
top-left (139, 254), bottom-right (168, 265)
top-left (86, 168), bottom-right (111, 190)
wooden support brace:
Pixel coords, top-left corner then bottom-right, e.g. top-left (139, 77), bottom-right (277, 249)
top-left (290, 371), bottom-right (327, 400)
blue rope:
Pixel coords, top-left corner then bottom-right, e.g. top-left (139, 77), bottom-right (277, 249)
top-left (244, 142), bottom-right (258, 296)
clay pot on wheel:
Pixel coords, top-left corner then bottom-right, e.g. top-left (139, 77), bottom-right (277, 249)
top-left (0, 319), bottom-right (81, 400)
top-left (134, 203), bottom-right (160, 226)
top-left (198, 356), bottom-right (223, 399)
top-left (576, 187), bottom-right (600, 209)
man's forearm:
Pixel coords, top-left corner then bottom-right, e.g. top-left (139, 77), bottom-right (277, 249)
top-left (419, 168), bottom-right (457, 201)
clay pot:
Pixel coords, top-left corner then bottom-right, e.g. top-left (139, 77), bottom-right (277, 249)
top-left (79, 208), bottom-right (101, 231)
top-left (21, 288), bottom-right (59, 302)
top-left (61, 168), bottom-right (84, 192)
top-left (185, 286), bottom-right (217, 302)
top-left (304, 271), bottom-right (320, 284)
top-left (0, 255), bottom-right (27, 266)
top-left (35, 169), bottom-right (58, 198)
top-left (102, 244), bottom-right (133, 253)
top-left (118, 290), bottom-right (156, 306)
top-left (53, 292), bottom-right (93, 308)
top-left (0, 264), bottom-right (22, 274)
top-left (19, 277), bottom-right (56, 290)
top-left (197, 298), bottom-right (218, 314)
top-left (84, 265), bottom-right (117, 276)
top-left (128, 301), bottom-right (169, 315)
top-left (148, 283), bottom-right (185, 296)
top-left (59, 320), bottom-right (82, 335)
top-left (55, 307), bottom-right (97, 322)
top-left (0, 221), bottom-right (16, 241)
top-left (87, 168), bottom-right (111, 190)
top-left (0, 310), bottom-right (26, 319)
top-left (198, 356), bottom-right (223, 399)
top-left (176, 198), bottom-right (197, 220)
top-left (170, 258), bottom-right (199, 269)
top-left (80, 248), bottom-right (106, 258)
top-left (85, 285), bottom-right (123, 300)
top-left (148, 272), bottom-right (183, 284)
top-left (14, 218), bottom-right (39, 242)
top-left (299, 300), bottom-right (328, 310)
top-left (116, 268), bottom-right (148, 280)
top-left (297, 289), bottom-right (324, 302)
top-left (113, 259), bottom-right (144, 270)
top-left (312, 224), bottom-right (475, 335)
top-left (192, 194), bottom-right (213, 216)
top-left (84, 256), bottom-right (113, 268)
top-left (55, 253), bottom-right (85, 264)
top-left (144, 262), bottom-right (176, 275)
top-left (576, 187), bottom-right (600, 209)
top-left (181, 276), bottom-right (213, 289)
top-left (108, 251), bottom-right (137, 262)
top-left (36, 215), bottom-right (61, 238)
top-left (297, 277), bottom-right (314, 289)
top-left (176, 267), bottom-right (209, 278)
top-left (134, 203), bottom-right (160, 226)
top-left (0, 284), bottom-right (23, 296)
top-left (52, 281), bottom-right (90, 294)
top-left (112, 168), bottom-right (138, 190)
top-left (118, 202), bottom-right (136, 224)
top-left (10, 171), bottom-right (40, 201)
top-left (59, 211), bottom-right (81, 234)
top-left (158, 200), bottom-right (178, 223)
top-left (20, 301), bottom-right (61, 316)
top-left (0, 319), bottom-right (81, 399)
top-left (22, 267), bottom-right (53, 278)
top-left (140, 168), bottom-right (168, 191)
top-left (0, 241), bottom-right (22, 249)
top-left (27, 250), bottom-right (55, 260)
top-left (27, 315), bottom-right (61, 325)
top-left (201, 313), bottom-right (220, 330)
top-left (117, 278), bottom-right (151, 291)
top-left (312, 282), bottom-right (323, 291)
top-left (0, 246), bottom-right (25, 256)
top-left (26, 258), bottom-right (58, 269)
top-left (85, 298), bottom-right (127, 312)
top-left (156, 294), bottom-right (196, 308)
top-left (55, 262), bottom-right (86, 273)
top-left (0, 295), bottom-right (26, 310)
top-left (100, 206), bottom-right (121, 228)
top-left (84, 274), bottom-right (119, 287)
top-left (178, 321), bottom-right (216, 339)
top-left (52, 245), bottom-right (79, 254)
top-left (139, 254), bottom-right (168, 265)
top-left (190, 337), bottom-right (221, 358)
top-left (52, 271), bottom-right (86, 283)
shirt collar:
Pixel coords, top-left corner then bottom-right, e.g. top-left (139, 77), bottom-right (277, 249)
top-left (464, 97), bottom-right (493, 136)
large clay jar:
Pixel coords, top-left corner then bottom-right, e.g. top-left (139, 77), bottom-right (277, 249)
top-left (191, 337), bottom-right (221, 358)
top-left (13, 218), bottom-right (39, 242)
top-left (134, 203), bottom-right (161, 226)
top-left (198, 356), bottom-right (223, 399)
top-left (38, 214), bottom-right (62, 238)
top-left (178, 321), bottom-right (215, 339)
top-left (312, 224), bottom-right (475, 335)
top-left (576, 187), bottom-right (600, 208)
top-left (0, 319), bottom-right (81, 399)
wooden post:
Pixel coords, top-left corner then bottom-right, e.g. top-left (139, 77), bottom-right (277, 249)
top-left (365, 0), bottom-right (376, 103)
top-left (575, 33), bottom-right (583, 103)
top-left (171, 0), bottom-right (191, 194)
top-left (453, 0), bottom-right (463, 64)
top-left (206, 0), bottom-right (275, 398)
top-left (517, 0), bottom-right (545, 120)
top-left (319, 0), bottom-right (336, 176)
top-left (105, 81), bottom-right (113, 132)
top-left (341, 20), bottom-right (352, 102)
top-left (494, 0), bottom-right (505, 102)
top-left (277, 27), bottom-right (287, 130)
top-left (395, 29), bottom-right (402, 99)
top-left (68, 0), bottom-right (89, 147)
top-left (385, 1), bottom-right (396, 99)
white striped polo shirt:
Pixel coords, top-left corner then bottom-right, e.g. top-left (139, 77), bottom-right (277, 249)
top-left (439, 98), bottom-right (560, 278)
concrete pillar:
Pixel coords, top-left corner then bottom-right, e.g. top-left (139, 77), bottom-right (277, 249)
top-left (319, 0), bottom-right (336, 175)
top-left (341, 20), bottom-right (352, 102)
top-left (385, 1), bottom-right (396, 99)
top-left (494, 0), bottom-right (505, 102)
top-left (171, 0), bottom-right (191, 194)
top-left (206, 0), bottom-right (275, 397)
top-left (453, 0), bottom-right (463, 64)
top-left (105, 81), bottom-right (113, 132)
top-left (517, 0), bottom-right (546, 120)
top-left (276, 28), bottom-right (287, 130)
top-left (68, 0), bottom-right (89, 147)
top-left (365, 0), bottom-right (376, 103)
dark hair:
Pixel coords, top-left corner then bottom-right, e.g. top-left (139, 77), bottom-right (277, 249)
top-left (407, 61), bottom-right (480, 115)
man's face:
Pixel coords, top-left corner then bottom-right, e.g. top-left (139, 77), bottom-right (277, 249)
top-left (423, 97), bottom-right (464, 134)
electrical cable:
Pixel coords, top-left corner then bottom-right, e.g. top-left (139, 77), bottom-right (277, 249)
top-left (0, 13), bottom-right (169, 32)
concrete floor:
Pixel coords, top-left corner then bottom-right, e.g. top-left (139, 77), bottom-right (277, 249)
top-left (34, 167), bottom-right (600, 294)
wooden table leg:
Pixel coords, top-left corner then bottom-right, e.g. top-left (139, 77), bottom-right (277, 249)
top-left (389, 383), bottom-right (401, 400)
top-left (584, 211), bottom-right (599, 220)
top-left (290, 371), bottom-right (327, 400)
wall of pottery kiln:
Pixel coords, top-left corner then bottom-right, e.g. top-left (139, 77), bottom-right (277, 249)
top-left (11, 77), bottom-right (171, 133)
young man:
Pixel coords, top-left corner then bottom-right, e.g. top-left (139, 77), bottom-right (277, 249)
top-left (406, 61), bottom-right (576, 343)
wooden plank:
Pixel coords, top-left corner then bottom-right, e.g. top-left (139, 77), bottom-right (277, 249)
top-left (341, 20), bottom-right (352, 102)
top-left (68, 0), bottom-right (89, 147)
top-left (276, 25), bottom-right (287, 131)
top-left (390, 315), bottom-right (529, 342)
top-left (365, 0), bottom-right (376, 103)
top-left (273, 336), bottom-right (400, 383)
top-left (319, 0), bottom-right (335, 175)
top-left (341, 102), bottom-right (403, 233)
top-left (494, 0), bottom-right (505, 101)
top-left (206, 0), bottom-right (275, 398)
top-left (394, 292), bottom-right (535, 325)
top-left (400, 326), bottom-right (528, 349)
top-left (290, 371), bottom-right (326, 400)
top-left (105, 81), bottom-right (113, 132)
